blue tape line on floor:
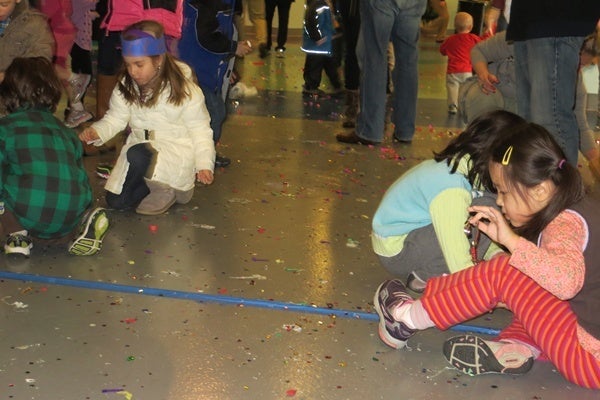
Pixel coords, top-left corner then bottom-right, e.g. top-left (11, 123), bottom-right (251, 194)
top-left (0, 270), bottom-right (500, 336)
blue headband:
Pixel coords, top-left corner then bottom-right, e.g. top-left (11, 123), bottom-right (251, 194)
top-left (121, 29), bottom-right (167, 57)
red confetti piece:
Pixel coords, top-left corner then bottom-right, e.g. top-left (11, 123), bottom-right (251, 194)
top-left (149, 224), bottom-right (158, 233)
top-left (286, 389), bottom-right (297, 397)
top-left (122, 318), bottom-right (137, 324)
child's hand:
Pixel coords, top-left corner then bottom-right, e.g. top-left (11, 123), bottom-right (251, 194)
top-left (478, 72), bottom-right (499, 94)
top-left (196, 170), bottom-right (214, 185)
top-left (467, 205), bottom-right (521, 253)
top-left (79, 127), bottom-right (100, 144)
top-left (236, 41), bottom-right (253, 57)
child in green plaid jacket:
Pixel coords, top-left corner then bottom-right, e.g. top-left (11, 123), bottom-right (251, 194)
top-left (0, 57), bottom-right (109, 257)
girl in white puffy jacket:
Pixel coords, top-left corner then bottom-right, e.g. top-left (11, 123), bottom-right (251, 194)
top-left (80, 20), bottom-right (215, 215)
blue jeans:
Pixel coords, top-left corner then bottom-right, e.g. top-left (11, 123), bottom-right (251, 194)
top-left (513, 37), bottom-right (584, 165)
top-left (356, 0), bottom-right (426, 143)
top-left (200, 85), bottom-right (226, 144)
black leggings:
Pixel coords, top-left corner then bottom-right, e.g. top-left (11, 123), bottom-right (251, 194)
top-left (106, 143), bottom-right (156, 210)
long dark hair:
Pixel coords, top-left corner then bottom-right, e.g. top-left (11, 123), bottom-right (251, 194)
top-left (117, 20), bottom-right (190, 107)
top-left (491, 123), bottom-right (584, 242)
top-left (433, 110), bottom-right (526, 190)
top-left (0, 57), bottom-right (62, 113)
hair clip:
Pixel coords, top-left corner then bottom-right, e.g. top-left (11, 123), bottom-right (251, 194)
top-left (558, 159), bottom-right (566, 169)
top-left (501, 146), bottom-right (513, 166)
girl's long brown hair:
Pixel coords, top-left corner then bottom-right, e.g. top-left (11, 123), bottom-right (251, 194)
top-left (118, 20), bottom-right (190, 107)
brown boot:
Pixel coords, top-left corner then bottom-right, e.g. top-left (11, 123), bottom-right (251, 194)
top-left (95, 74), bottom-right (118, 120)
top-left (136, 179), bottom-right (176, 215)
top-left (342, 90), bottom-right (359, 128)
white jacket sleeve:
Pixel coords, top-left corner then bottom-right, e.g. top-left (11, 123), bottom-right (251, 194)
top-left (184, 84), bottom-right (216, 172)
top-left (92, 88), bottom-right (132, 144)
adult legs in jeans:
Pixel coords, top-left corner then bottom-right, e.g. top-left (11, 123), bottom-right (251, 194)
top-left (389, 8), bottom-right (423, 142)
top-left (106, 143), bottom-right (155, 210)
top-left (355, 0), bottom-right (425, 143)
top-left (513, 37), bottom-right (584, 166)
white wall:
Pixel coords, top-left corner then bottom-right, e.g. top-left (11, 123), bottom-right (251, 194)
top-left (263, 0), bottom-right (461, 31)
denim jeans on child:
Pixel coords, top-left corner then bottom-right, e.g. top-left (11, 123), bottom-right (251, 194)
top-left (355, 0), bottom-right (427, 143)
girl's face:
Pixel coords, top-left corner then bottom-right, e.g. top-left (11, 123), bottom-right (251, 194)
top-left (0, 0), bottom-right (20, 22)
top-left (489, 162), bottom-right (551, 227)
top-left (123, 55), bottom-right (162, 87)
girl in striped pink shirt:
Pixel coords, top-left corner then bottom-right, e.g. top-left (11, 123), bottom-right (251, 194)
top-left (374, 121), bottom-right (600, 388)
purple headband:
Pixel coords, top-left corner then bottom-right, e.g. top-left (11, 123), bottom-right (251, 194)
top-left (121, 29), bottom-right (166, 57)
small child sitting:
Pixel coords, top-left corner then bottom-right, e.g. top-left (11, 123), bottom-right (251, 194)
top-left (0, 57), bottom-right (108, 257)
top-left (300, 0), bottom-right (342, 96)
top-left (440, 11), bottom-right (481, 114)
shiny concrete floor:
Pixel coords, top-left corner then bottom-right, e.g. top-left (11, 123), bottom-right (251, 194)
top-left (1, 36), bottom-right (599, 400)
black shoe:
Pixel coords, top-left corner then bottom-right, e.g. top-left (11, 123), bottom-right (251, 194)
top-left (215, 154), bottom-right (231, 168)
top-left (302, 86), bottom-right (325, 97)
top-left (406, 272), bottom-right (426, 294)
top-left (335, 131), bottom-right (378, 146)
top-left (258, 43), bottom-right (269, 59)
top-left (393, 136), bottom-right (412, 144)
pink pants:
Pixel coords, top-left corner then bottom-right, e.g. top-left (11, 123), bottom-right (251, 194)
top-left (421, 255), bottom-right (600, 389)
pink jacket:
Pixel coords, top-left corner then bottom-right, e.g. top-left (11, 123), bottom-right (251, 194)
top-left (101, 0), bottom-right (182, 39)
top-left (38, 0), bottom-right (76, 63)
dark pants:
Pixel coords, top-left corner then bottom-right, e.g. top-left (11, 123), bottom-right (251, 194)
top-left (265, 0), bottom-right (293, 50)
top-left (200, 85), bottom-right (226, 143)
top-left (339, 0), bottom-right (361, 90)
top-left (106, 143), bottom-right (156, 210)
top-left (303, 51), bottom-right (342, 91)
top-left (377, 192), bottom-right (498, 281)
top-left (70, 43), bottom-right (93, 75)
top-left (97, 30), bottom-right (122, 76)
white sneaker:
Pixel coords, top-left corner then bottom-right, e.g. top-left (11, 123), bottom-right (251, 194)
top-left (68, 73), bottom-right (91, 104)
top-left (229, 82), bottom-right (258, 100)
top-left (65, 109), bottom-right (93, 128)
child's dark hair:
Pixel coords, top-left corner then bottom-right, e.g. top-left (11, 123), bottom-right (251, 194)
top-left (0, 57), bottom-right (62, 113)
top-left (491, 123), bottom-right (584, 242)
top-left (433, 110), bottom-right (526, 190)
top-left (118, 20), bottom-right (189, 107)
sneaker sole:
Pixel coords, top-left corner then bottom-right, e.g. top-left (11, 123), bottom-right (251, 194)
top-left (373, 282), bottom-right (408, 349)
top-left (4, 243), bottom-right (32, 257)
top-left (443, 335), bottom-right (534, 375)
top-left (69, 208), bottom-right (109, 256)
